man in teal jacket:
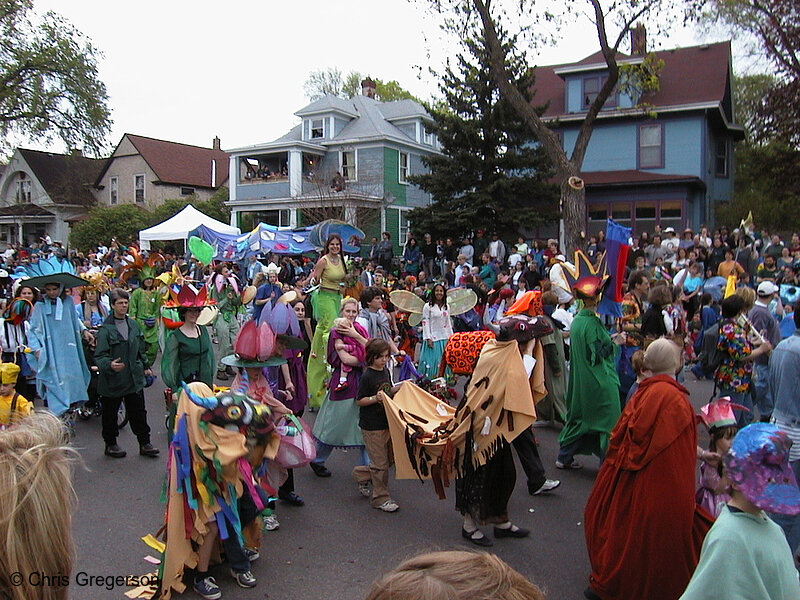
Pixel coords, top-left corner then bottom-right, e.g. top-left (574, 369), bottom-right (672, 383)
top-left (94, 288), bottom-right (159, 459)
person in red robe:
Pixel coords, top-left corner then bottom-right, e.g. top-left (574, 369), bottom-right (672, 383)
top-left (584, 338), bottom-right (714, 600)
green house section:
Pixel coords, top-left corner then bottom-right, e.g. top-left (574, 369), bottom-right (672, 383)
top-left (383, 148), bottom-right (408, 253)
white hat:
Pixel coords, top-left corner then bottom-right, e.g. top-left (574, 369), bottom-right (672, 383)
top-left (264, 262), bottom-right (280, 275)
top-left (664, 227), bottom-right (676, 234)
top-left (757, 281), bottom-right (779, 296)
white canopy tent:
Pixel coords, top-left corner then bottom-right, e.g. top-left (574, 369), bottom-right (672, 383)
top-left (138, 204), bottom-right (240, 250)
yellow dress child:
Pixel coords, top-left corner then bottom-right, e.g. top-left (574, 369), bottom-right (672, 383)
top-left (0, 363), bottom-right (32, 429)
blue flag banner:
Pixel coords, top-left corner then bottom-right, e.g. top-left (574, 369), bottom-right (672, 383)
top-left (597, 219), bottom-right (631, 318)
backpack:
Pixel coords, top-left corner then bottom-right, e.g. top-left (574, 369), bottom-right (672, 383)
top-left (698, 322), bottom-right (725, 375)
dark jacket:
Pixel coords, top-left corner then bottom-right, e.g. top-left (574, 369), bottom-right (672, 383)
top-left (94, 314), bottom-right (147, 397)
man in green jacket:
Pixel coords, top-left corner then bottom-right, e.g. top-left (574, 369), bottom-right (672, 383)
top-left (94, 288), bottom-right (159, 459)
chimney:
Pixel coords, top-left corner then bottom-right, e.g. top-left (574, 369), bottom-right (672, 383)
top-left (630, 23), bottom-right (646, 55)
top-left (212, 136), bottom-right (221, 150)
top-left (361, 77), bottom-right (376, 99)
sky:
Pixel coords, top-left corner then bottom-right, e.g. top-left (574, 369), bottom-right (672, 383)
top-left (29, 0), bottom-right (737, 156)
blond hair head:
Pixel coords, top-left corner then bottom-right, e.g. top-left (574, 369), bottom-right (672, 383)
top-left (365, 551), bottom-right (545, 600)
top-left (734, 286), bottom-right (756, 312)
top-left (0, 412), bottom-right (78, 600)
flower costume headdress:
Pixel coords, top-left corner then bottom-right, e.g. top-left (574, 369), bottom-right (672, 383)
top-left (120, 247), bottom-right (164, 283)
top-left (561, 250), bottom-right (609, 300)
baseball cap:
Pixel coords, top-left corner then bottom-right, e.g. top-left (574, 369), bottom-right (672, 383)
top-left (724, 423), bottom-right (800, 515)
top-left (664, 227), bottom-right (676, 233)
top-left (757, 281), bottom-right (779, 296)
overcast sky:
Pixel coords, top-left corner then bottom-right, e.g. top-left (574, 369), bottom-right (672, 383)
top-left (31, 0), bottom-right (731, 155)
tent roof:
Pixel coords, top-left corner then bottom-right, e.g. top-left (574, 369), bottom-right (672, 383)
top-left (138, 205), bottom-right (239, 249)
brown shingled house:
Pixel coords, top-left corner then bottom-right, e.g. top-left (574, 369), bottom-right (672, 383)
top-left (94, 134), bottom-right (229, 208)
top-left (0, 148), bottom-right (104, 246)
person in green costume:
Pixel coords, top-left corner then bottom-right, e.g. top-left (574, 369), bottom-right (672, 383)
top-left (208, 264), bottom-right (242, 381)
top-left (307, 234), bottom-right (346, 408)
top-left (129, 275), bottom-right (161, 366)
top-left (556, 251), bottom-right (624, 469)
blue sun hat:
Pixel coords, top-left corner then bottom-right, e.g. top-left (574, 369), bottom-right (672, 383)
top-left (724, 423), bottom-right (800, 515)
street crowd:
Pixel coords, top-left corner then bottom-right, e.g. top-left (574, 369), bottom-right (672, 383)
top-left (1, 221), bottom-right (800, 600)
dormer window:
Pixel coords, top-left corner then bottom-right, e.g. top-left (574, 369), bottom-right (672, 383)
top-left (310, 119), bottom-right (324, 139)
top-left (423, 128), bottom-right (436, 146)
top-left (583, 75), bottom-right (616, 110)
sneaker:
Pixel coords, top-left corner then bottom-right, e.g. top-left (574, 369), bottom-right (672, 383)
top-left (263, 514), bottom-right (280, 531)
top-left (358, 482), bottom-right (371, 497)
top-left (555, 460), bottom-right (583, 470)
top-left (375, 499), bottom-right (399, 512)
top-left (230, 569), bottom-right (257, 589)
top-left (530, 479), bottom-right (561, 495)
top-left (244, 546), bottom-right (260, 562)
top-left (193, 576), bottom-right (222, 600)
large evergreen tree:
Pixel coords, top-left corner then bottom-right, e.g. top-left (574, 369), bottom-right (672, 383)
top-left (407, 34), bottom-right (558, 241)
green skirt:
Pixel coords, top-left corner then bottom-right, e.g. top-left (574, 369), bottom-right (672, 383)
top-left (312, 392), bottom-right (364, 448)
top-left (307, 289), bottom-right (341, 408)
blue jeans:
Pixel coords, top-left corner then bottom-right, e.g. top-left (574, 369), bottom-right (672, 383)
top-left (312, 441), bottom-right (369, 467)
top-left (753, 363), bottom-right (773, 419)
top-left (719, 386), bottom-right (754, 427)
top-left (769, 458), bottom-right (800, 556)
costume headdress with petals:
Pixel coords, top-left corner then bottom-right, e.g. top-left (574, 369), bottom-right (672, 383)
top-left (561, 250), bottom-right (609, 300)
top-left (120, 247), bottom-right (164, 283)
top-left (699, 396), bottom-right (748, 431)
top-left (162, 284), bottom-right (216, 309)
top-left (79, 271), bottom-right (110, 293)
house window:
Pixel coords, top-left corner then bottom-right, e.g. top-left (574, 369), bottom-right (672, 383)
top-left (15, 178), bottom-right (31, 204)
top-left (310, 119), bottom-right (324, 139)
top-left (638, 124), bottom-right (664, 169)
top-left (715, 138), bottom-right (729, 177)
top-left (583, 76), bottom-right (616, 109)
top-left (399, 210), bottom-right (410, 242)
top-left (587, 206), bottom-right (607, 234)
top-left (341, 150), bottom-right (356, 181)
top-left (134, 174), bottom-right (145, 203)
top-left (660, 200), bottom-right (682, 232)
top-left (110, 177), bottom-right (118, 205)
top-left (634, 203), bottom-right (656, 236)
top-left (423, 128), bottom-right (436, 146)
top-left (181, 186), bottom-right (195, 196)
top-left (399, 152), bottom-right (409, 184)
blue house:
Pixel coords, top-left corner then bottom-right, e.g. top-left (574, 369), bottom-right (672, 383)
top-left (534, 36), bottom-right (744, 236)
top-left (226, 79), bottom-right (439, 251)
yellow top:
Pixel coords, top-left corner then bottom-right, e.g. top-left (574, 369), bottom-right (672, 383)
top-left (0, 392), bottom-right (32, 427)
top-left (320, 255), bottom-right (346, 292)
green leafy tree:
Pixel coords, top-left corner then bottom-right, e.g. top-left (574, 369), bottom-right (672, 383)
top-left (407, 33), bottom-right (558, 241)
top-left (303, 68), bottom-right (419, 102)
top-left (69, 205), bottom-right (151, 252)
top-left (0, 0), bottom-right (111, 156)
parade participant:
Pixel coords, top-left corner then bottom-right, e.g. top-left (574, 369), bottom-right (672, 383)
top-left (309, 297), bottom-right (369, 477)
top-left (679, 424), bottom-right (800, 600)
top-left (695, 396), bottom-right (740, 517)
top-left (208, 263), bottom-right (242, 381)
top-left (0, 362), bottom-right (32, 428)
top-left (419, 283), bottom-right (454, 379)
top-left (307, 234), bottom-right (347, 408)
top-left (618, 269), bottom-right (649, 398)
top-left (93, 288), bottom-right (158, 459)
top-left (365, 551), bottom-right (545, 600)
top-left (25, 258), bottom-right (93, 418)
top-left (161, 285), bottom-right (216, 437)
top-left (331, 316), bottom-right (366, 391)
top-left (557, 252), bottom-right (622, 469)
top-left (253, 263), bottom-right (282, 321)
top-left (0, 412), bottom-right (77, 600)
top-left (0, 284), bottom-right (37, 400)
top-left (584, 339), bottom-right (713, 600)
top-left (353, 338), bottom-right (403, 512)
top-left (121, 248), bottom-right (163, 366)
top-left (537, 291), bottom-right (568, 425)
top-left (76, 273), bottom-right (109, 328)
top-left (715, 295), bottom-right (772, 427)
top-left (158, 383), bottom-right (274, 599)
top-left (357, 286), bottom-right (402, 356)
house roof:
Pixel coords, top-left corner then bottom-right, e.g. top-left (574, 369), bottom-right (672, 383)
top-left (582, 169), bottom-right (705, 187)
top-left (534, 41), bottom-right (733, 119)
top-left (295, 96), bottom-right (358, 118)
top-left (0, 204), bottom-right (55, 217)
top-left (18, 149), bottom-right (104, 206)
top-left (98, 134), bottom-right (229, 189)
top-left (260, 95), bottom-right (435, 151)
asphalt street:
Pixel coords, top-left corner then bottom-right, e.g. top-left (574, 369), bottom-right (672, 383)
top-left (68, 368), bottom-right (716, 600)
